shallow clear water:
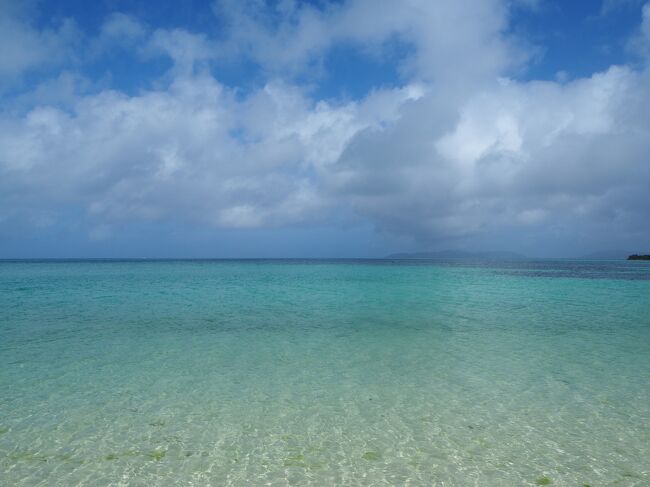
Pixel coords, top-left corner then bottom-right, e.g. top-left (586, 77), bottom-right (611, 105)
top-left (1, 259), bottom-right (649, 486)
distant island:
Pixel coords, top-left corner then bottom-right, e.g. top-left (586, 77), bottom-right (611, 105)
top-left (628, 254), bottom-right (650, 260)
top-left (386, 250), bottom-right (527, 260)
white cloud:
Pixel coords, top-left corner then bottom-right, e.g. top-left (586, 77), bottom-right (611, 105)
top-left (0, 0), bottom-right (649, 252)
top-left (212, 0), bottom-right (529, 86)
top-left (0, 68), bottom-right (415, 232)
top-left (327, 65), bottom-right (650, 242)
top-left (0, 5), bottom-right (80, 83)
top-left (146, 28), bottom-right (214, 75)
top-left (100, 13), bottom-right (146, 43)
top-left (641, 2), bottom-right (650, 53)
top-left (625, 2), bottom-right (650, 61)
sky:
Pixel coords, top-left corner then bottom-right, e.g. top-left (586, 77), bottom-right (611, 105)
top-left (1, 0), bottom-right (649, 258)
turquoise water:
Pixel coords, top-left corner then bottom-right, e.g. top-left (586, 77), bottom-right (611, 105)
top-left (1, 259), bottom-right (649, 486)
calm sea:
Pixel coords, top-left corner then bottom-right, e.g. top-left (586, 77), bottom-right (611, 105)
top-left (1, 259), bottom-right (649, 486)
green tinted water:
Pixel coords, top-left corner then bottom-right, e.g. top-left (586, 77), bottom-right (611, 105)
top-left (1, 260), bottom-right (649, 486)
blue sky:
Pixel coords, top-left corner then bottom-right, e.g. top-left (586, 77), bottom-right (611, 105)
top-left (1, 0), bottom-right (650, 257)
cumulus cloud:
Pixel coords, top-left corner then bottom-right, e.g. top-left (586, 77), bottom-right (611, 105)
top-left (328, 66), bottom-right (650, 244)
top-left (100, 12), bottom-right (147, 43)
top-left (0, 3), bottom-right (80, 84)
top-left (629, 2), bottom-right (650, 60)
top-left (0, 0), bottom-right (649, 253)
top-left (212, 0), bottom-right (529, 86)
top-left (146, 29), bottom-right (215, 75)
top-left (0, 69), bottom-right (419, 236)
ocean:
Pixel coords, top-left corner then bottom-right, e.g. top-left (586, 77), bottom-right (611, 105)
top-left (1, 259), bottom-right (649, 486)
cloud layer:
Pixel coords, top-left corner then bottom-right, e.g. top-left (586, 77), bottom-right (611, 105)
top-left (1, 0), bottom-right (649, 255)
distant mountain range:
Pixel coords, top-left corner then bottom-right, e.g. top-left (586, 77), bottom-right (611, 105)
top-left (576, 250), bottom-right (633, 260)
top-left (385, 250), bottom-right (527, 260)
top-left (385, 249), bottom-right (643, 260)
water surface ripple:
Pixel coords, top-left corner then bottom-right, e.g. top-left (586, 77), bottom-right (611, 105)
top-left (1, 259), bottom-right (649, 486)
